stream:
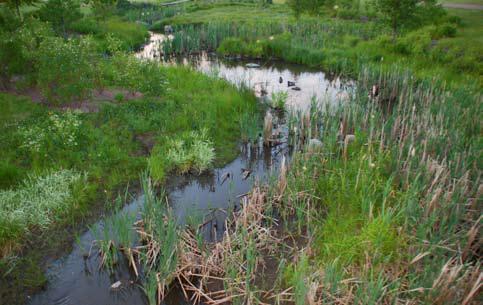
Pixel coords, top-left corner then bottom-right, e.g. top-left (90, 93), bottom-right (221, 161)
top-left (27, 33), bottom-right (351, 305)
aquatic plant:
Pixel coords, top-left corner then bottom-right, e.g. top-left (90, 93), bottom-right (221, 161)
top-left (238, 111), bottom-right (260, 144)
top-left (270, 90), bottom-right (288, 110)
top-left (164, 129), bottom-right (215, 174)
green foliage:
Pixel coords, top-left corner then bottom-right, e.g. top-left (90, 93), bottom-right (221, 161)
top-left (0, 0), bottom-right (39, 17)
top-left (103, 17), bottom-right (148, 50)
top-left (0, 170), bottom-right (86, 254)
top-left (0, 33), bottom-right (27, 86)
top-left (70, 16), bottom-right (148, 51)
top-left (105, 52), bottom-right (166, 94)
top-left (372, 0), bottom-right (444, 36)
top-left (270, 91), bottom-right (288, 110)
top-left (287, 0), bottom-right (324, 17)
top-left (87, 0), bottom-right (117, 21)
top-left (36, 36), bottom-right (100, 103)
top-left (217, 36), bottom-right (266, 58)
top-left (160, 129), bottom-right (216, 175)
top-left (148, 146), bottom-right (166, 182)
top-left (0, 161), bottom-right (23, 189)
top-left (18, 110), bottom-right (83, 154)
top-left (38, 0), bottom-right (82, 36)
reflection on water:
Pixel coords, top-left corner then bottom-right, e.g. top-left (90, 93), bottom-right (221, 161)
top-left (137, 33), bottom-right (353, 110)
top-left (28, 34), bottom-right (350, 305)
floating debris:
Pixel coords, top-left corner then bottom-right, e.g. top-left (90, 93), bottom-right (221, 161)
top-left (241, 168), bottom-right (251, 180)
top-left (110, 281), bottom-right (122, 290)
top-left (220, 172), bottom-right (231, 185)
top-left (245, 63), bottom-right (260, 68)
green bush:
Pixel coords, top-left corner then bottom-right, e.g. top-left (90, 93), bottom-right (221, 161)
top-left (430, 23), bottom-right (457, 39)
top-left (70, 17), bottom-right (100, 35)
top-left (104, 17), bottom-right (149, 51)
top-left (106, 53), bottom-right (166, 95)
top-left (217, 37), bottom-right (245, 56)
top-left (36, 37), bottom-right (100, 103)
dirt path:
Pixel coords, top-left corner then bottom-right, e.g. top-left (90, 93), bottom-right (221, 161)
top-left (443, 3), bottom-right (483, 10)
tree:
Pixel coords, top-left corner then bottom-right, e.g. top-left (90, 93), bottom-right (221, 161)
top-left (0, 0), bottom-right (39, 19)
top-left (372, 0), bottom-right (440, 39)
top-left (38, 0), bottom-right (82, 37)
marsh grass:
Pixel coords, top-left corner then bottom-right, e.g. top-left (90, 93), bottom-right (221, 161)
top-left (270, 90), bottom-right (288, 110)
top-left (273, 64), bottom-right (481, 304)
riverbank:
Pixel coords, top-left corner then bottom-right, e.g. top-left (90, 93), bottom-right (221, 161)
top-left (0, 45), bottom-right (258, 305)
top-left (129, 0), bottom-right (482, 87)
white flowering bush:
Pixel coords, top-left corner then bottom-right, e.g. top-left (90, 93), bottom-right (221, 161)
top-left (19, 110), bottom-right (82, 153)
top-left (0, 169), bottom-right (86, 250)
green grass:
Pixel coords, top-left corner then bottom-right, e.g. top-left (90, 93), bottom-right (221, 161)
top-left (147, 1), bottom-right (482, 85)
top-left (158, 2), bottom-right (289, 26)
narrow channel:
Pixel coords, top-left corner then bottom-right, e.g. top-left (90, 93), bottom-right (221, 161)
top-left (28, 34), bottom-right (351, 305)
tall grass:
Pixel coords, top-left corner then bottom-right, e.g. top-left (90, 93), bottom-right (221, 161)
top-left (276, 64), bottom-right (481, 304)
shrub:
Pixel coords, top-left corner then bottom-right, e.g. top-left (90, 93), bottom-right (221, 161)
top-left (18, 110), bottom-right (83, 154)
top-left (107, 53), bottom-right (166, 95)
top-left (103, 17), bottom-right (149, 51)
top-left (70, 17), bottom-right (100, 35)
top-left (217, 37), bottom-right (246, 56)
top-left (36, 37), bottom-right (100, 103)
top-left (0, 34), bottom-right (27, 87)
top-left (430, 23), bottom-right (457, 39)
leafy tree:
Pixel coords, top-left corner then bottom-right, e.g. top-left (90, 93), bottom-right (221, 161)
top-left (38, 0), bottom-right (82, 37)
top-left (0, 16), bottom-right (53, 88)
top-left (0, 0), bottom-right (39, 19)
top-left (373, 0), bottom-right (443, 38)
